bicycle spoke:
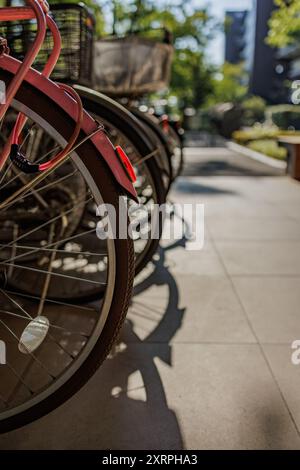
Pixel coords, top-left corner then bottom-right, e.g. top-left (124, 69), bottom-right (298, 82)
top-left (0, 289), bottom-right (32, 320)
top-left (2, 227), bottom-right (99, 265)
top-left (0, 309), bottom-right (89, 338)
top-left (4, 289), bottom-right (96, 312)
top-left (11, 167), bottom-right (49, 210)
top-left (2, 256), bottom-right (87, 358)
top-left (7, 224), bottom-right (18, 279)
top-left (0, 243), bottom-right (107, 258)
top-left (0, 125), bottom-right (104, 212)
top-left (0, 145), bottom-right (61, 191)
top-left (0, 262), bottom-right (106, 285)
top-left (132, 148), bottom-right (159, 166)
top-left (5, 362), bottom-right (34, 396)
top-left (0, 162), bottom-right (13, 187)
top-left (36, 224), bottom-right (58, 317)
top-left (0, 318), bottom-right (55, 379)
top-left (1, 195), bottom-right (92, 257)
top-left (0, 80), bottom-right (122, 426)
top-left (21, 169), bottom-right (78, 197)
top-left (1, 232), bottom-right (95, 377)
top-left (2, 168), bottom-right (78, 209)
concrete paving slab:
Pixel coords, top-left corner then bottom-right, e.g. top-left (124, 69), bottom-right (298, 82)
top-left (263, 344), bottom-right (300, 434)
top-left (233, 277), bottom-right (300, 344)
top-left (216, 241), bottom-right (300, 276)
top-left (182, 148), bottom-right (284, 177)
top-left (171, 189), bottom-right (286, 218)
top-left (1, 146), bottom-right (300, 450)
top-left (208, 217), bottom-right (300, 241)
top-left (175, 175), bottom-right (300, 203)
top-left (163, 242), bottom-right (226, 277)
top-left (1, 344), bottom-right (299, 450)
top-left (128, 274), bottom-right (255, 344)
top-left (276, 200), bottom-right (300, 221)
top-left (246, 178), bottom-right (300, 203)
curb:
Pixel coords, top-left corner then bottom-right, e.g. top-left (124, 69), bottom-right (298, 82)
top-left (227, 141), bottom-right (287, 170)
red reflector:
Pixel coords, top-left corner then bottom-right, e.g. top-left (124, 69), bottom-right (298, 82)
top-left (161, 115), bottom-right (169, 133)
top-left (115, 145), bottom-right (137, 183)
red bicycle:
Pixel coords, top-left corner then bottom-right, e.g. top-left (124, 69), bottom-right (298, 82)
top-left (0, 0), bottom-right (137, 432)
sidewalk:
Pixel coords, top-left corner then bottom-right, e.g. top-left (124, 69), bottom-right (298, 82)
top-left (1, 147), bottom-right (300, 450)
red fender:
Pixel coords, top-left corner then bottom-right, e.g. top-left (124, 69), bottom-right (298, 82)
top-left (0, 54), bottom-right (137, 200)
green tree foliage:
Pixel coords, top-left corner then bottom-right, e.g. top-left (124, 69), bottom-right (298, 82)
top-left (242, 95), bottom-right (266, 125)
top-left (172, 48), bottom-right (215, 109)
top-left (207, 62), bottom-right (248, 105)
top-left (267, 0), bottom-right (300, 48)
top-left (100, 0), bottom-right (217, 109)
top-left (13, 0), bottom-right (218, 110)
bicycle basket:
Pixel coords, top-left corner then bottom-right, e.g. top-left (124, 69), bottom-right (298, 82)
top-left (93, 36), bottom-right (173, 97)
top-left (0, 3), bottom-right (94, 86)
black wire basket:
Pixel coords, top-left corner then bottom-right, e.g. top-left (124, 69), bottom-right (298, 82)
top-left (0, 3), bottom-right (95, 86)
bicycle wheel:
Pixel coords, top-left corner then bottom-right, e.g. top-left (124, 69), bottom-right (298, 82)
top-left (160, 122), bottom-right (185, 179)
top-left (131, 109), bottom-right (173, 190)
top-left (76, 87), bottom-right (166, 276)
top-left (0, 72), bottom-right (134, 432)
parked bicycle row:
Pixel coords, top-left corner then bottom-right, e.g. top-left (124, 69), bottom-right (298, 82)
top-left (0, 1), bottom-right (184, 432)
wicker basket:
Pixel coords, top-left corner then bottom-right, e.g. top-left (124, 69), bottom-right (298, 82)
top-left (93, 36), bottom-right (173, 97)
top-left (0, 3), bottom-right (94, 86)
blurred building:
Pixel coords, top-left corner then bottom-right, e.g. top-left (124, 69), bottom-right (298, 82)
top-left (225, 11), bottom-right (247, 64)
top-left (248, 0), bottom-right (289, 103)
top-left (225, 0), bottom-right (290, 104)
top-left (277, 45), bottom-right (300, 83)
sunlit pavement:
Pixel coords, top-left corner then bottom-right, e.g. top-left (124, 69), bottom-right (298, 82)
top-left (1, 146), bottom-right (300, 449)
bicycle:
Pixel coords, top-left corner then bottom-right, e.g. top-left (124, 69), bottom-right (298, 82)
top-left (75, 86), bottom-right (167, 277)
top-left (93, 26), bottom-right (182, 191)
top-left (1, 2), bottom-right (172, 279)
top-left (0, 0), bottom-right (137, 432)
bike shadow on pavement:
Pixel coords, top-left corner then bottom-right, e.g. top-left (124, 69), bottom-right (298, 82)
top-left (86, 243), bottom-right (187, 450)
top-left (0, 232), bottom-right (188, 450)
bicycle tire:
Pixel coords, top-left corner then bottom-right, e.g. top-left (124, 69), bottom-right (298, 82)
top-left (76, 87), bottom-right (166, 276)
top-left (0, 70), bottom-right (135, 433)
top-left (131, 109), bottom-right (174, 189)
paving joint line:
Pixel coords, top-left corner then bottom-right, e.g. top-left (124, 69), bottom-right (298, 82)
top-left (207, 222), bottom-right (300, 438)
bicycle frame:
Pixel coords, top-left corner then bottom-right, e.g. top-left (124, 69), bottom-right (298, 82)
top-left (0, 0), bottom-right (137, 200)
